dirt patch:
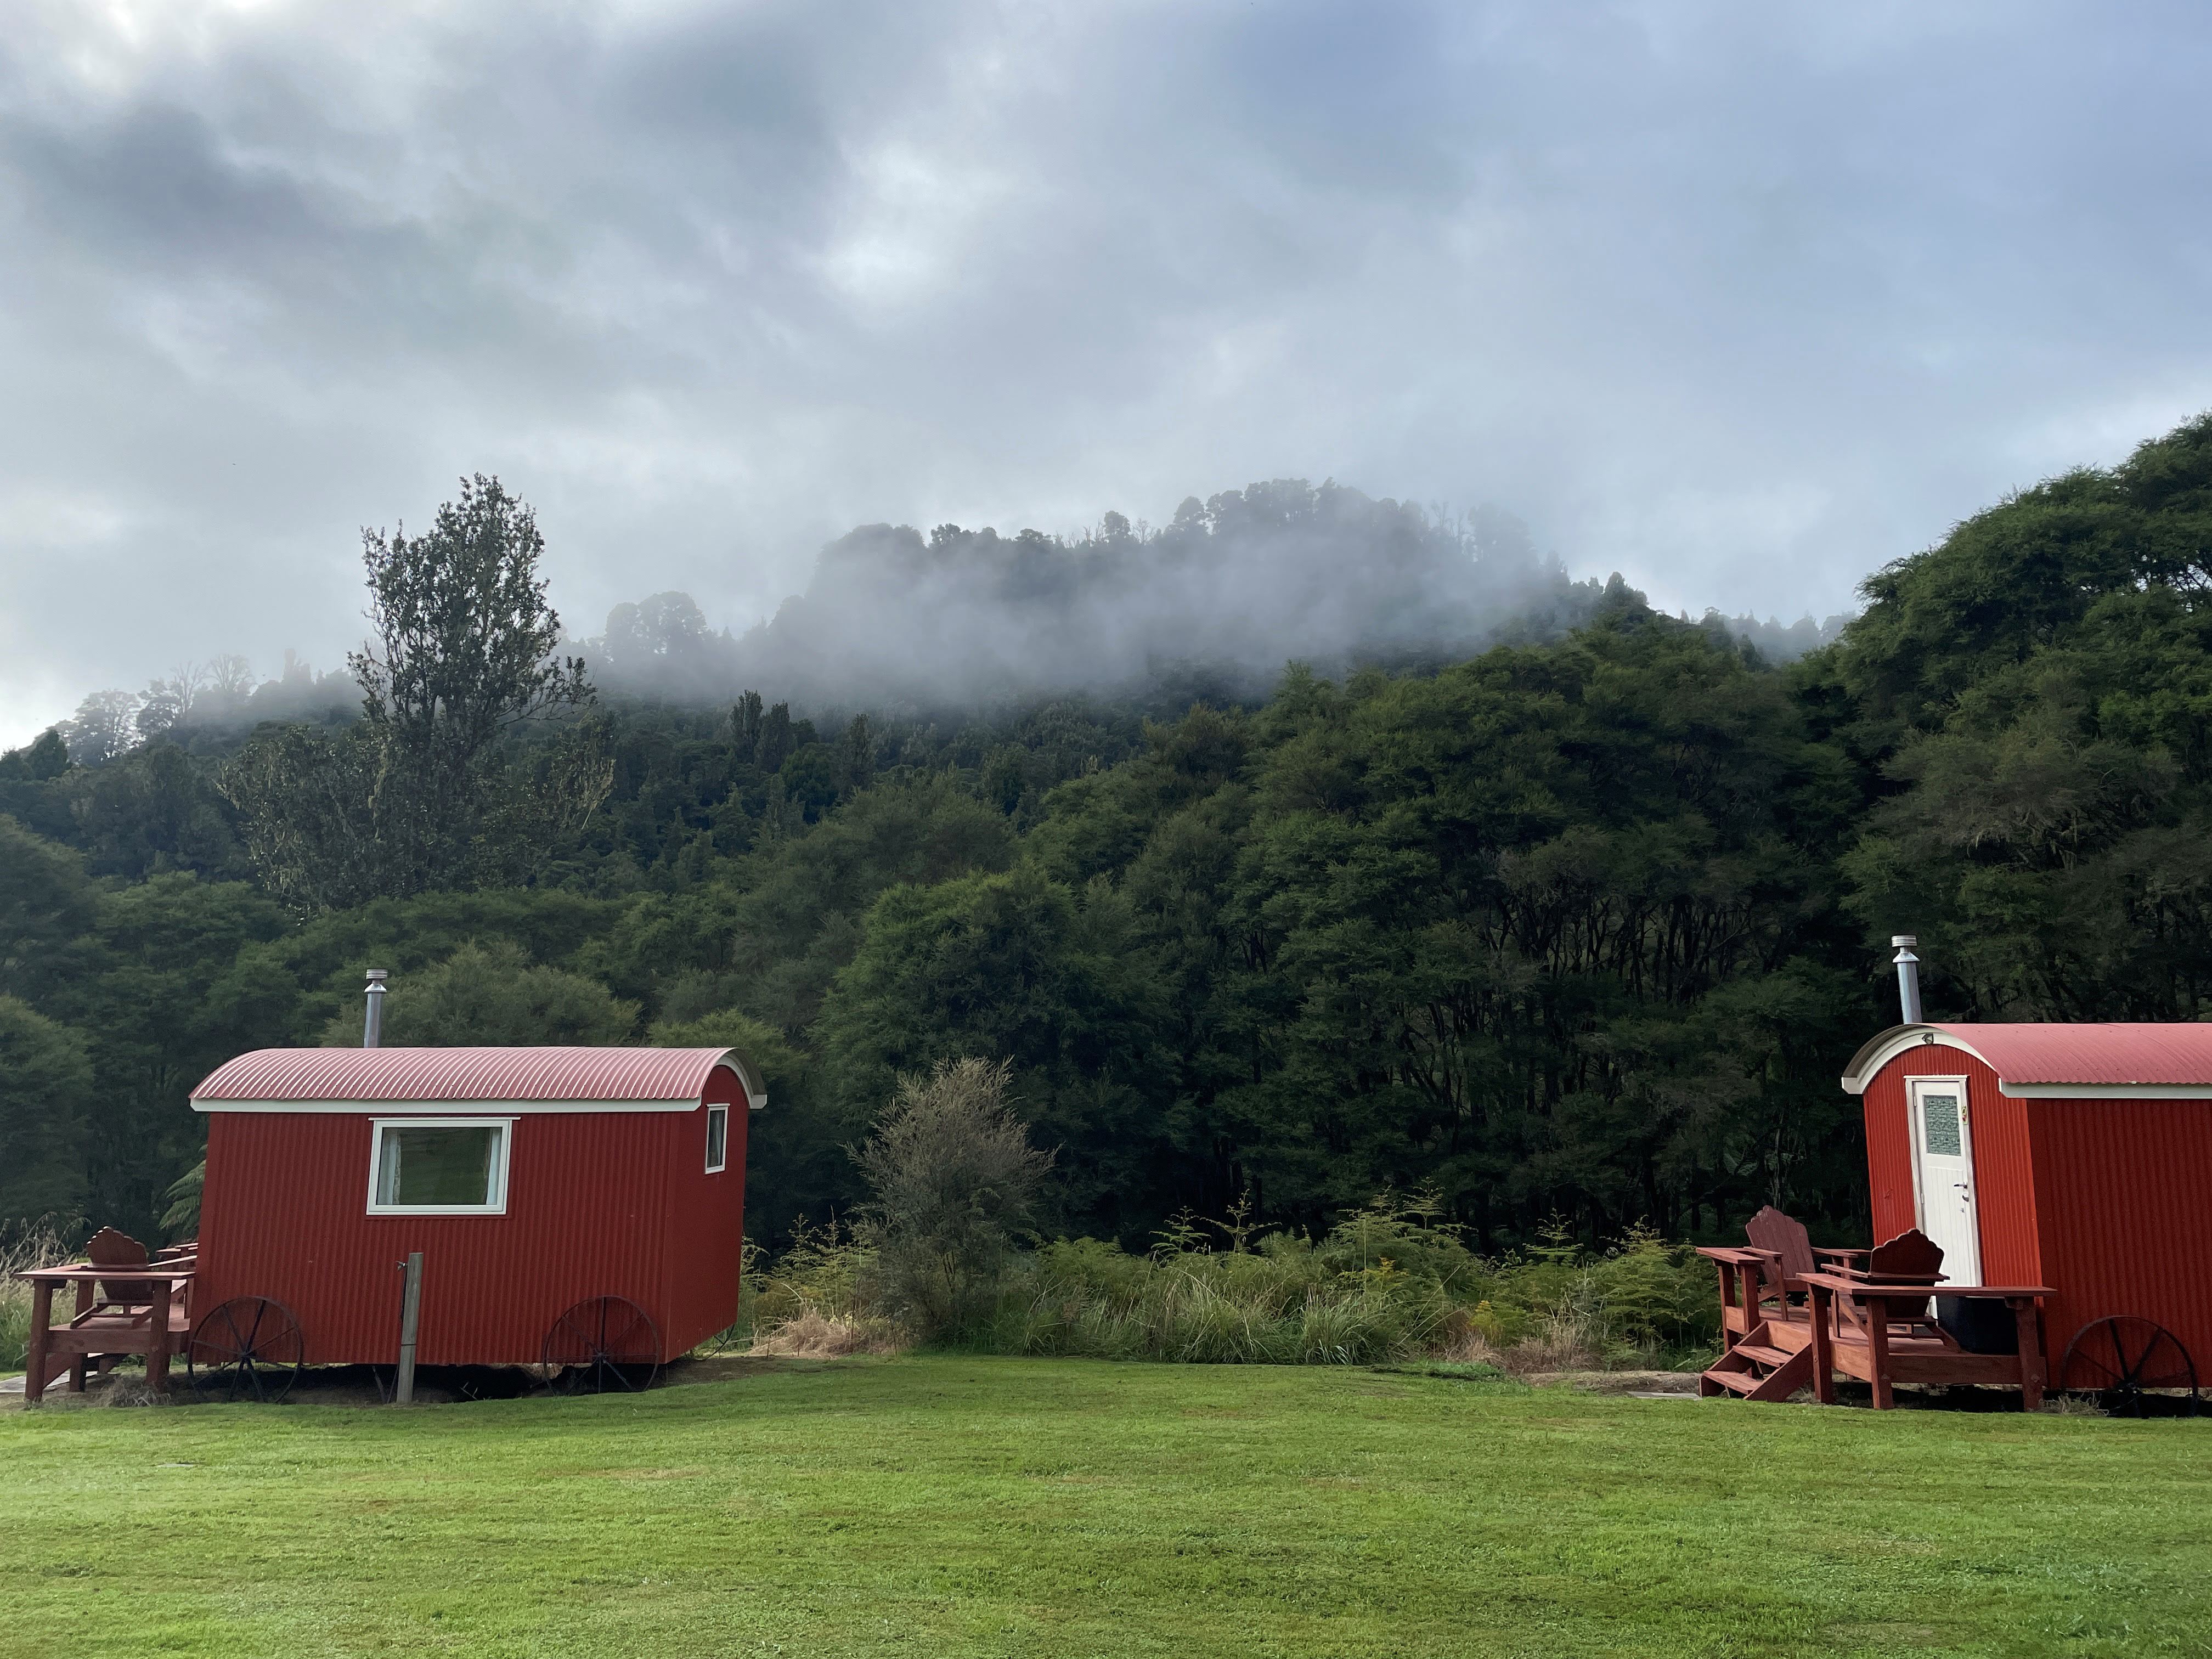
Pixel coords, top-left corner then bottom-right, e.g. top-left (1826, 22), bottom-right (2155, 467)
top-left (658, 1354), bottom-right (830, 1386)
top-left (1522, 1369), bottom-right (1702, 1396)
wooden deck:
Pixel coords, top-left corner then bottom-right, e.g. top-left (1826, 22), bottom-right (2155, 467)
top-left (1699, 1244), bottom-right (2052, 1409)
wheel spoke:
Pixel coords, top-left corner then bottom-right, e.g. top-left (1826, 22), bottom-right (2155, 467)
top-left (545, 1299), bottom-right (659, 1393)
top-left (189, 1299), bottom-right (303, 1402)
top-left (2063, 1317), bottom-right (2199, 1412)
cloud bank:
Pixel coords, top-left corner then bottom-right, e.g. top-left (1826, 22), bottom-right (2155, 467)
top-left (4, 0), bottom-right (2210, 743)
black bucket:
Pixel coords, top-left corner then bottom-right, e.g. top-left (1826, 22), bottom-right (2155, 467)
top-left (1936, 1296), bottom-right (2019, 1355)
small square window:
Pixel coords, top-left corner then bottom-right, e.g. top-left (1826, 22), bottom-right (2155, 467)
top-left (705, 1104), bottom-right (729, 1174)
top-left (368, 1119), bottom-right (511, 1214)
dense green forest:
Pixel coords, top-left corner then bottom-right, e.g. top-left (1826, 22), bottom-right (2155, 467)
top-left (7, 417), bottom-right (2212, 1252)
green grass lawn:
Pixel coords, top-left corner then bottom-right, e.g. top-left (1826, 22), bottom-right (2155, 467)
top-left (2, 1357), bottom-right (2206, 1658)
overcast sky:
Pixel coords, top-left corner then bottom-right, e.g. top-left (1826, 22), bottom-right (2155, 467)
top-left (3, 1), bottom-right (2209, 746)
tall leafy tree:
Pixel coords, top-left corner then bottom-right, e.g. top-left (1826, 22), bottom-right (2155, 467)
top-left (352, 475), bottom-right (599, 892)
top-left (224, 476), bottom-right (611, 909)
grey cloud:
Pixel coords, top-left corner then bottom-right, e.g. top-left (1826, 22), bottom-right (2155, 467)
top-left (3, 0), bottom-right (2210, 744)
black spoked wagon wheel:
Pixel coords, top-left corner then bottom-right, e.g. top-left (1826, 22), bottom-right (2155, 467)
top-left (2060, 1316), bottom-right (2199, 1417)
top-left (187, 1297), bottom-right (306, 1403)
top-left (543, 1296), bottom-right (662, 1394)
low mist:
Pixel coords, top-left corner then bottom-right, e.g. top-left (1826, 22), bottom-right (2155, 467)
top-left (595, 482), bottom-right (1599, 710)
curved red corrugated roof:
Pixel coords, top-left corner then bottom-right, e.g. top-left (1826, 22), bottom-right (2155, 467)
top-left (1842, 1023), bottom-right (2212, 1095)
top-left (190, 1047), bottom-right (764, 1111)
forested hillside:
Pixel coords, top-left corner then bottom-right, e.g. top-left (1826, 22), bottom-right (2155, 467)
top-left (7, 419), bottom-right (2212, 1251)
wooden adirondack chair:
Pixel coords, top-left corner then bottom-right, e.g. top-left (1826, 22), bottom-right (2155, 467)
top-left (1699, 1207), bottom-right (1867, 1401)
top-left (1742, 1206), bottom-right (1876, 1311)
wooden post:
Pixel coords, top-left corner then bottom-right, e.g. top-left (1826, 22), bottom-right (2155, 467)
top-left (68, 1277), bottom-right (90, 1392)
top-left (1866, 1291), bottom-right (1894, 1410)
top-left (2012, 1297), bottom-right (2046, 1412)
top-left (24, 1279), bottom-right (53, 1406)
top-left (146, 1278), bottom-right (172, 1396)
top-left (394, 1252), bottom-right (424, 1404)
top-left (1809, 1283), bottom-right (1836, 1406)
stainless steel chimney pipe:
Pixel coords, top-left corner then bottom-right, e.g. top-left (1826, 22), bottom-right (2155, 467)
top-left (1891, 935), bottom-right (1923, 1025)
top-left (364, 968), bottom-right (388, 1048)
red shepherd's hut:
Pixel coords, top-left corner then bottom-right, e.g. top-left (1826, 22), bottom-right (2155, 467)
top-left (184, 1046), bottom-right (763, 1384)
top-left (1841, 1021), bottom-right (2212, 1379)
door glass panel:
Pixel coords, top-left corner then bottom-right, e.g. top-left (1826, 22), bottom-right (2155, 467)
top-left (1921, 1093), bottom-right (1962, 1158)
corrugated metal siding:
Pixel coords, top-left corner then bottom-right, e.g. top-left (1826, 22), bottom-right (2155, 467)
top-left (1862, 1043), bottom-right (2040, 1301)
top-left (198, 1107), bottom-right (686, 1365)
top-left (1861, 1057), bottom-right (1918, 1245)
top-left (657, 1066), bottom-right (749, 1356)
top-left (192, 1047), bottom-right (733, 1105)
top-left (1968, 1082), bottom-right (2039, 1289)
top-left (2028, 1097), bottom-right (2212, 1372)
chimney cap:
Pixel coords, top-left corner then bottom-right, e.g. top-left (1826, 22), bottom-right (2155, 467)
top-left (365, 968), bottom-right (389, 986)
top-left (1889, 934), bottom-right (1917, 949)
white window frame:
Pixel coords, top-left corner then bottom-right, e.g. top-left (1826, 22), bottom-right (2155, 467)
top-left (366, 1116), bottom-right (515, 1216)
top-left (704, 1104), bottom-right (730, 1174)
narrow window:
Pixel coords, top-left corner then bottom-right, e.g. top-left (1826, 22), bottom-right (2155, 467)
top-left (368, 1119), bottom-right (511, 1214)
top-left (705, 1104), bottom-right (729, 1174)
top-left (1920, 1091), bottom-right (1963, 1157)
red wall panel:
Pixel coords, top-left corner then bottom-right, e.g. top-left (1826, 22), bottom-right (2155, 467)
top-left (196, 1069), bottom-right (747, 1367)
top-left (2028, 1097), bottom-right (2212, 1375)
top-left (658, 1066), bottom-right (749, 1357)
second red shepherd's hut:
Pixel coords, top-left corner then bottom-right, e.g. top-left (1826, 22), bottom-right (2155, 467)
top-left (1842, 1021), bottom-right (2212, 1376)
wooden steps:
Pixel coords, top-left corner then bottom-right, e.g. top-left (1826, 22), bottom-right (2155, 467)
top-left (1699, 1327), bottom-right (1816, 1402)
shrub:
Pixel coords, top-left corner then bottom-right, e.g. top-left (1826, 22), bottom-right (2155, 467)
top-left (853, 1058), bottom-right (1052, 1336)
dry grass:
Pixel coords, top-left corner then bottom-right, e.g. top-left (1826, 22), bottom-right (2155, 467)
top-left (1431, 1313), bottom-right (1606, 1375)
top-left (1494, 1317), bottom-right (1606, 1376)
top-left (748, 1308), bottom-right (908, 1359)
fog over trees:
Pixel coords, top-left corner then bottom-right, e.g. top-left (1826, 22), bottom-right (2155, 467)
top-left (578, 480), bottom-right (1846, 710)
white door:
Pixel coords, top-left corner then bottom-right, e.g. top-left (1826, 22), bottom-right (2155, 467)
top-left (1908, 1079), bottom-right (1981, 1286)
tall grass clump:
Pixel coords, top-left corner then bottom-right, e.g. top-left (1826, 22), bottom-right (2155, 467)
top-left (995, 1192), bottom-right (1482, 1367)
top-left (987, 1198), bottom-right (1719, 1371)
top-left (1, 1221), bottom-right (72, 1374)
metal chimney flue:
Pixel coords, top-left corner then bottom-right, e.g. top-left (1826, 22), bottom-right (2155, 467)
top-left (363, 968), bottom-right (388, 1048)
top-left (1891, 935), bottom-right (1923, 1025)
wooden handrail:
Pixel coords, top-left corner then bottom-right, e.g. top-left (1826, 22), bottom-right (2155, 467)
top-left (1798, 1271), bottom-right (2050, 1298)
top-left (13, 1263), bottom-right (196, 1284)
